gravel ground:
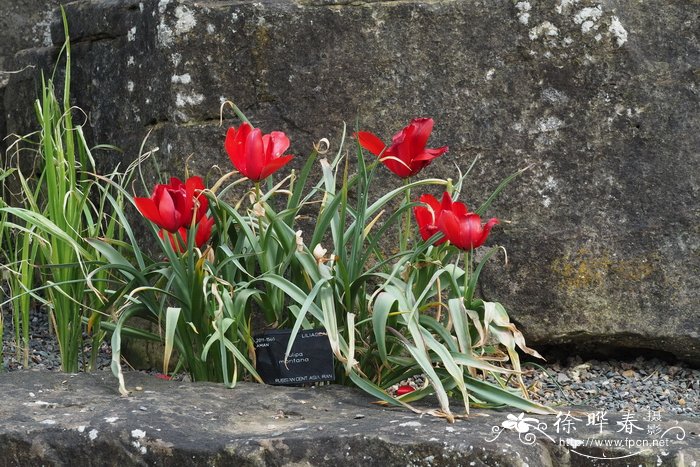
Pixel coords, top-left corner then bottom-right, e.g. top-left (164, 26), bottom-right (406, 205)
top-left (2, 306), bottom-right (698, 417)
top-left (522, 357), bottom-right (698, 417)
top-left (1, 306), bottom-right (112, 372)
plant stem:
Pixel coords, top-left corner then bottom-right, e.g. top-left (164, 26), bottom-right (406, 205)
top-left (463, 250), bottom-right (471, 300)
top-left (254, 181), bottom-right (264, 236)
top-left (254, 182), bottom-right (261, 206)
top-left (401, 179), bottom-right (411, 251)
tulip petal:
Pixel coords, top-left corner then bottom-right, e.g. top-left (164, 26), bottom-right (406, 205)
top-left (419, 193), bottom-right (441, 211)
top-left (244, 128), bottom-right (265, 181)
top-left (185, 176), bottom-right (204, 193)
top-left (169, 177), bottom-right (184, 189)
top-left (408, 117), bottom-right (434, 155)
top-left (259, 154), bottom-right (294, 180)
top-left (416, 193), bottom-right (449, 244)
top-left (413, 205), bottom-right (434, 241)
top-left (461, 214), bottom-right (482, 249)
top-left (225, 124), bottom-right (253, 174)
top-left (415, 145), bottom-right (449, 162)
top-left (195, 216), bottom-right (215, 248)
top-left (418, 219), bottom-right (442, 242)
top-left (355, 131), bottom-right (386, 157)
top-left (389, 123), bottom-right (409, 146)
top-left (440, 192), bottom-right (454, 211)
top-left (157, 189), bottom-right (181, 232)
top-left (178, 180), bottom-right (194, 226)
top-left (408, 159), bottom-right (431, 176)
top-left (451, 200), bottom-right (469, 217)
top-left (415, 194), bottom-right (437, 229)
top-left (186, 176), bottom-right (208, 222)
top-left (379, 151), bottom-right (413, 178)
top-left (393, 124), bottom-right (415, 173)
top-left (134, 197), bottom-right (164, 227)
top-left (413, 204), bottom-right (431, 226)
top-left (225, 127), bottom-right (242, 171)
top-left (266, 131), bottom-right (291, 157)
top-left (475, 217), bottom-right (499, 249)
top-left (438, 209), bottom-right (461, 248)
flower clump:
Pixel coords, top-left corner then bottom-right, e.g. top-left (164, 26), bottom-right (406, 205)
top-left (109, 107), bottom-right (545, 420)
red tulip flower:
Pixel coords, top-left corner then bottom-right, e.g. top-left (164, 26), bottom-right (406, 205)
top-left (355, 118), bottom-right (448, 178)
top-left (225, 122), bottom-right (294, 182)
top-left (437, 193), bottom-right (499, 251)
top-left (192, 216), bottom-right (215, 248)
top-left (413, 193), bottom-right (449, 245)
top-left (159, 215), bottom-right (215, 253)
top-left (134, 177), bottom-right (208, 233)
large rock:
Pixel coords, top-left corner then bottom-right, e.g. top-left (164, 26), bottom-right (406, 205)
top-left (1, 370), bottom-right (698, 466)
top-left (2, 0), bottom-right (698, 362)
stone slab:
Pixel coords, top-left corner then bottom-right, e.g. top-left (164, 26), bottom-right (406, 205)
top-left (0, 371), bottom-right (698, 466)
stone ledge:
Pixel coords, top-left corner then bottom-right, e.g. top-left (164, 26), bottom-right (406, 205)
top-left (0, 371), bottom-right (698, 466)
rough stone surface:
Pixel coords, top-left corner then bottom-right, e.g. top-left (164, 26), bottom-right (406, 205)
top-left (1, 371), bottom-right (698, 466)
top-left (2, 0), bottom-right (699, 362)
top-left (0, 0), bottom-right (59, 70)
top-left (0, 0), bottom-right (61, 155)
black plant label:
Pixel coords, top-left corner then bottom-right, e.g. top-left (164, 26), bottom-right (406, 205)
top-left (253, 329), bottom-right (335, 385)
